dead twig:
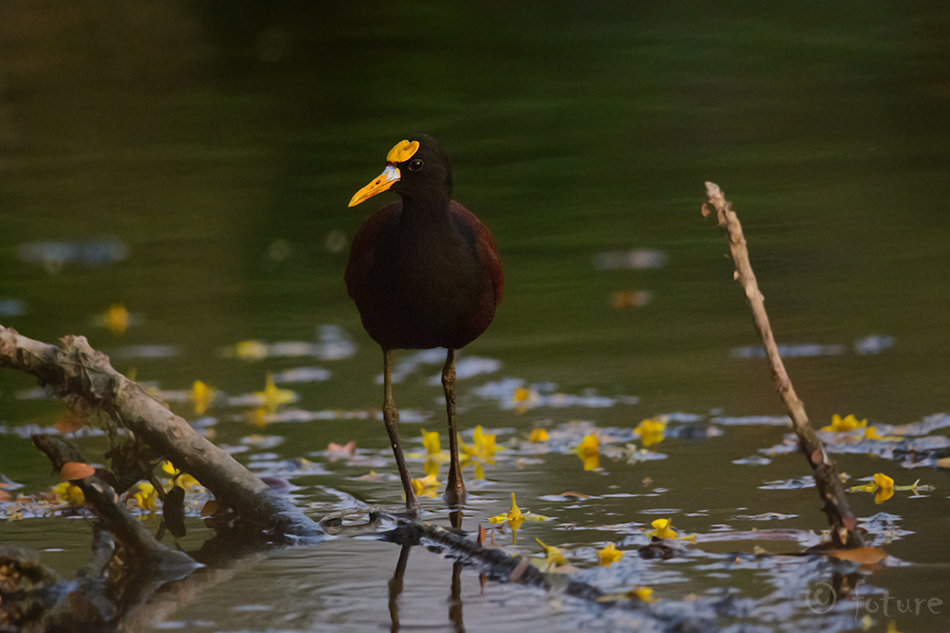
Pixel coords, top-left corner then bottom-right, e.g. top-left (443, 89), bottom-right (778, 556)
top-left (702, 182), bottom-right (864, 548)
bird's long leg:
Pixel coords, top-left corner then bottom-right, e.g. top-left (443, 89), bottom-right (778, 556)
top-left (443, 349), bottom-right (467, 506)
top-left (382, 348), bottom-right (419, 513)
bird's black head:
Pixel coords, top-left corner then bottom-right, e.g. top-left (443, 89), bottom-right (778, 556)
top-left (348, 134), bottom-right (453, 208)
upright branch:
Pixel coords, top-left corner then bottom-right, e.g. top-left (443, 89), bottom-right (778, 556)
top-left (702, 182), bottom-right (864, 549)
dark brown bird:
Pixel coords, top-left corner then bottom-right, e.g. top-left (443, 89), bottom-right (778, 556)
top-left (345, 134), bottom-right (503, 513)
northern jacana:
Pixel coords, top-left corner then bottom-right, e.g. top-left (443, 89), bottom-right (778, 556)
top-left (345, 134), bottom-right (503, 513)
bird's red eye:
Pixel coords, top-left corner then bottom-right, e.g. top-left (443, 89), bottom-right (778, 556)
top-left (408, 159), bottom-right (424, 171)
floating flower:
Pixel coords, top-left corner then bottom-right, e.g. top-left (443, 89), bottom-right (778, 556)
top-left (821, 414), bottom-right (867, 433)
top-left (488, 493), bottom-right (547, 542)
top-left (411, 474), bottom-right (441, 498)
top-left (253, 373), bottom-right (297, 413)
top-left (645, 518), bottom-right (696, 542)
top-left (422, 429), bottom-right (442, 455)
top-left (849, 472), bottom-right (917, 504)
top-left (53, 482), bottom-right (85, 507)
top-left (633, 417), bottom-right (666, 447)
top-left (133, 482), bottom-right (160, 512)
top-left (648, 518), bottom-right (678, 539)
top-left (192, 380), bottom-right (217, 415)
top-left (103, 303), bottom-right (128, 335)
top-left (247, 407), bottom-right (268, 427)
top-left (512, 387), bottom-right (538, 412)
top-left (574, 433), bottom-right (599, 470)
top-left (460, 425), bottom-right (498, 460)
top-left (459, 425), bottom-right (501, 479)
top-left (597, 586), bottom-right (658, 603)
top-left (233, 340), bottom-right (268, 360)
top-left (161, 461), bottom-right (203, 492)
top-left (528, 428), bottom-right (549, 443)
top-left (418, 429), bottom-right (449, 463)
top-left (534, 538), bottom-right (567, 571)
top-left (598, 542), bottom-right (623, 567)
top-left (630, 587), bottom-right (658, 602)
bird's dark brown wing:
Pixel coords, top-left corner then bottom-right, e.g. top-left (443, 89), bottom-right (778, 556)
top-left (449, 201), bottom-right (504, 307)
top-left (344, 201), bottom-right (401, 306)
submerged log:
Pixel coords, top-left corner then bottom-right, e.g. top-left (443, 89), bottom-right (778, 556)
top-left (0, 326), bottom-right (322, 541)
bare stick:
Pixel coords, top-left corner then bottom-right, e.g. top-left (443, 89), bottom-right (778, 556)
top-left (702, 182), bottom-right (863, 548)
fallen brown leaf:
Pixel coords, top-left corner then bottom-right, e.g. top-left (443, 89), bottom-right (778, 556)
top-left (823, 546), bottom-right (887, 566)
top-left (54, 414), bottom-right (86, 434)
top-left (201, 498), bottom-right (220, 517)
top-left (60, 462), bottom-right (95, 481)
top-left (327, 440), bottom-right (356, 456)
top-left (559, 491), bottom-right (590, 500)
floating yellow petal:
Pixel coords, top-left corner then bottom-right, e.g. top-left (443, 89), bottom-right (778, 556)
top-left (529, 428), bottom-right (549, 443)
top-left (192, 380), bottom-right (217, 415)
top-left (649, 518), bottom-right (678, 539)
top-left (160, 461), bottom-right (203, 492)
top-left (133, 482), bottom-right (160, 512)
top-left (535, 537), bottom-right (567, 570)
top-left (421, 429), bottom-right (441, 455)
top-left (411, 474), bottom-right (441, 498)
top-left (234, 340), bottom-right (268, 360)
top-left (488, 492), bottom-right (548, 532)
top-left (850, 472), bottom-right (898, 503)
top-left (634, 417), bottom-right (666, 447)
top-left (598, 542), bottom-right (623, 567)
top-left (253, 373), bottom-right (297, 413)
top-left (574, 433), bottom-right (600, 470)
top-left (53, 482), bottom-right (85, 506)
top-left (821, 414), bottom-right (867, 433)
top-left (103, 303), bottom-right (129, 335)
top-left (631, 587), bottom-right (657, 602)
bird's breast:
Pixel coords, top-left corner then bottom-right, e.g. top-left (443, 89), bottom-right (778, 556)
top-left (346, 202), bottom-right (500, 351)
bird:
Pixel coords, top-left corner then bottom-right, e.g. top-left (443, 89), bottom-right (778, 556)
top-left (345, 134), bottom-right (503, 514)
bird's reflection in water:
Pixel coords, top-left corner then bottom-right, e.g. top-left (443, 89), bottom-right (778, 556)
top-left (386, 541), bottom-right (466, 632)
top-left (388, 543), bottom-right (411, 633)
top-left (449, 561), bottom-right (465, 633)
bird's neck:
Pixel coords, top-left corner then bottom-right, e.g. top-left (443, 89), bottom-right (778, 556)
top-left (400, 192), bottom-right (452, 219)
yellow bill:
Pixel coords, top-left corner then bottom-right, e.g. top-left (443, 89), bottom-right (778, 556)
top-left (348, 139), bottom-right (420, 207)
